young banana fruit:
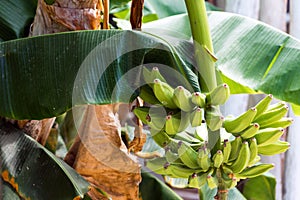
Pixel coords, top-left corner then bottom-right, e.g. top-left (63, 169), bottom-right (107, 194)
top-left (240, 123), bottom-right (260, 139)
top-left (223, 107), bottom-right (257, 133)
top-left (173, 86), bottom-right (195, 112)
top-left (190, 107), bottom-right (204, 127)
top-left (165, 111), bottom-right (190, 135)
top-left (197, 147), bottom-right (212, 171)
top-left (254, 104), bottom-right (288, 127)
top-left (257, 140), bottom-right (290, 155)
top-left (139, 85), bottom-right (162, 105)
top-left (222, 139), bottom-right (231, 163)
top-left (205, 106), bottom-right (224, 131)
top-left (212, 150), bottom-right (224, 168)
top-left (229, 141), bottom-right (250, 173)
top-left (142, 66), bottom-right (166, 85)
top-left (206, 83), bottom-right (230, 106)
top-left (248, 138), bottom-right (259, 166)
top-left (253, 94), bottom-right (273, 120)
top-left (235, 163), bottom-right (274, 179)
top-left (178, 141), bottom-right (200, 169)
top-left (255, 128), bottom-right (284, 147)
top-left (153, 79), bottom-right (178, 109)
top-left (191, 92), bottom-right (206, 108)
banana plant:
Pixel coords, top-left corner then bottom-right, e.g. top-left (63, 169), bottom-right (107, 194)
top-left (1, 0), bottom-right (300, 199)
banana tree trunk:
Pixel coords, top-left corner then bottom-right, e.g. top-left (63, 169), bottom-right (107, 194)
top-left (28, 0), bottom-right (141, 199)
top-left (284, 1), bottom-right (300, 199)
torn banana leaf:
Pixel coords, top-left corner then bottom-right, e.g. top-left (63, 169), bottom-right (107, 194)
top-left (0, 121), bottom-right (90, 199)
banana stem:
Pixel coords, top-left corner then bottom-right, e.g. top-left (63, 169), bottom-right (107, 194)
top-left (184, 0), bottom-right (217, 92)
top-left (215, 169), bottom-right (228, 200)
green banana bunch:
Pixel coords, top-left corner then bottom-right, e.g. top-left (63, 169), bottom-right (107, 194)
top-left (235, 163), bottom-right (274, 179)
top-left (173, 86), bottom-right (195, 112)
top-left (212, 150), bottom-right (224, 168)
top-left (178, 141), bottom-right (200, 169)
top-left (223, 107), bottom-right (257, 133)
top-left (190, 107), bottom-right (204, 127)
top-left (153, 79), bottom-right (178, 109)
top-left (206, 83), bottom-right (230, 106)
top-left (205, 106), bottom-right (224, 131)
top-left (165, 111), bottom-right (190, 135)
top-left (229, 141), bottom-right (250, 173)
top-left (257, 140), bottom-right (290, 155)
top-left (191, 92), bottom-right (206, 108)
top-left (197, 147), bottom-right (212, 171)
top-left (255, 128), bottom-right (284, 147)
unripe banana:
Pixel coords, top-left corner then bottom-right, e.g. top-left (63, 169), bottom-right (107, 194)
top-left (240, 123), bottom-right (260, 139)
top-left (165, 149), bottom-right (180, 164)
top-left (148, 106), bottom-right (167, 131)
top-left (229, 177), bottom-right (238, 189)
top-left (151, 67), bottom-right (167, 83)
top-left (173, 86), bottom-right (195, 112)
top-left (213, 150), bottom-right (224, 168)
top-left (188, 172), bottom-right (208, 189)
top-left (222, 139), bottom-right (231, 163)
top-left (266, 101), bottom-right (287, 112)
top-left (207, 174), bottom-right (218, 189)
top-left (230, 141), bottom-right (250, 173)
top-left (174, 132), bottom-right (202, 144)
top-left (257, 140), bottom-right (290, 156)
top-left (248, 138), bottom-right (259, 166)
top-left (133, 107), bottom-right (151, 125)
top-left (254, 105), bottom-right (288, 127)
top-left (178, 141), bottom-right (200, 169)
top-left (153, 79), bottom-right (178, 109)
top-left (150, 129), bottom-right (171, 148)
top-left (253, 94), bottom-right (273, 120)
top-left (197, 147), bottom-right (212, 171)
top-left (235, 163), bottom-right (274, 179)
top-left (190, 107), bottom-right (204, 127)
top-left (205, 106), bottom-right (224, 131)
top-left (223, 107), bottom-right (257, 133)
top-left (206, 83), bottom-right (230, 106)
top-left (191, 92), bottom-right (206, 108)
top-left (142, 66), bottom-right (166, 85)
top-left (260, 117), bottom-right (293, 129)
top-left (255, 128), bottom-right (284, 147)
top-left (167, 164), bottom-right (202, 178)
top-left (146, 157), bottom-right (170, 175)
top-left (229, 136), bottom-right (242, 161)
top-left (165, 111), bottom-right (190, 135)
top-left (139, 85), bottom-right (162, 105)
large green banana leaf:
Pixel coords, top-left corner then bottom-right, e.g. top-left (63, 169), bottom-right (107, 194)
top-left (0, 30), bottom-right (199, 119)
top-left (1, 12), bottom-right (300, 119)
top-left (0, 121), bottom-right (90, 199)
